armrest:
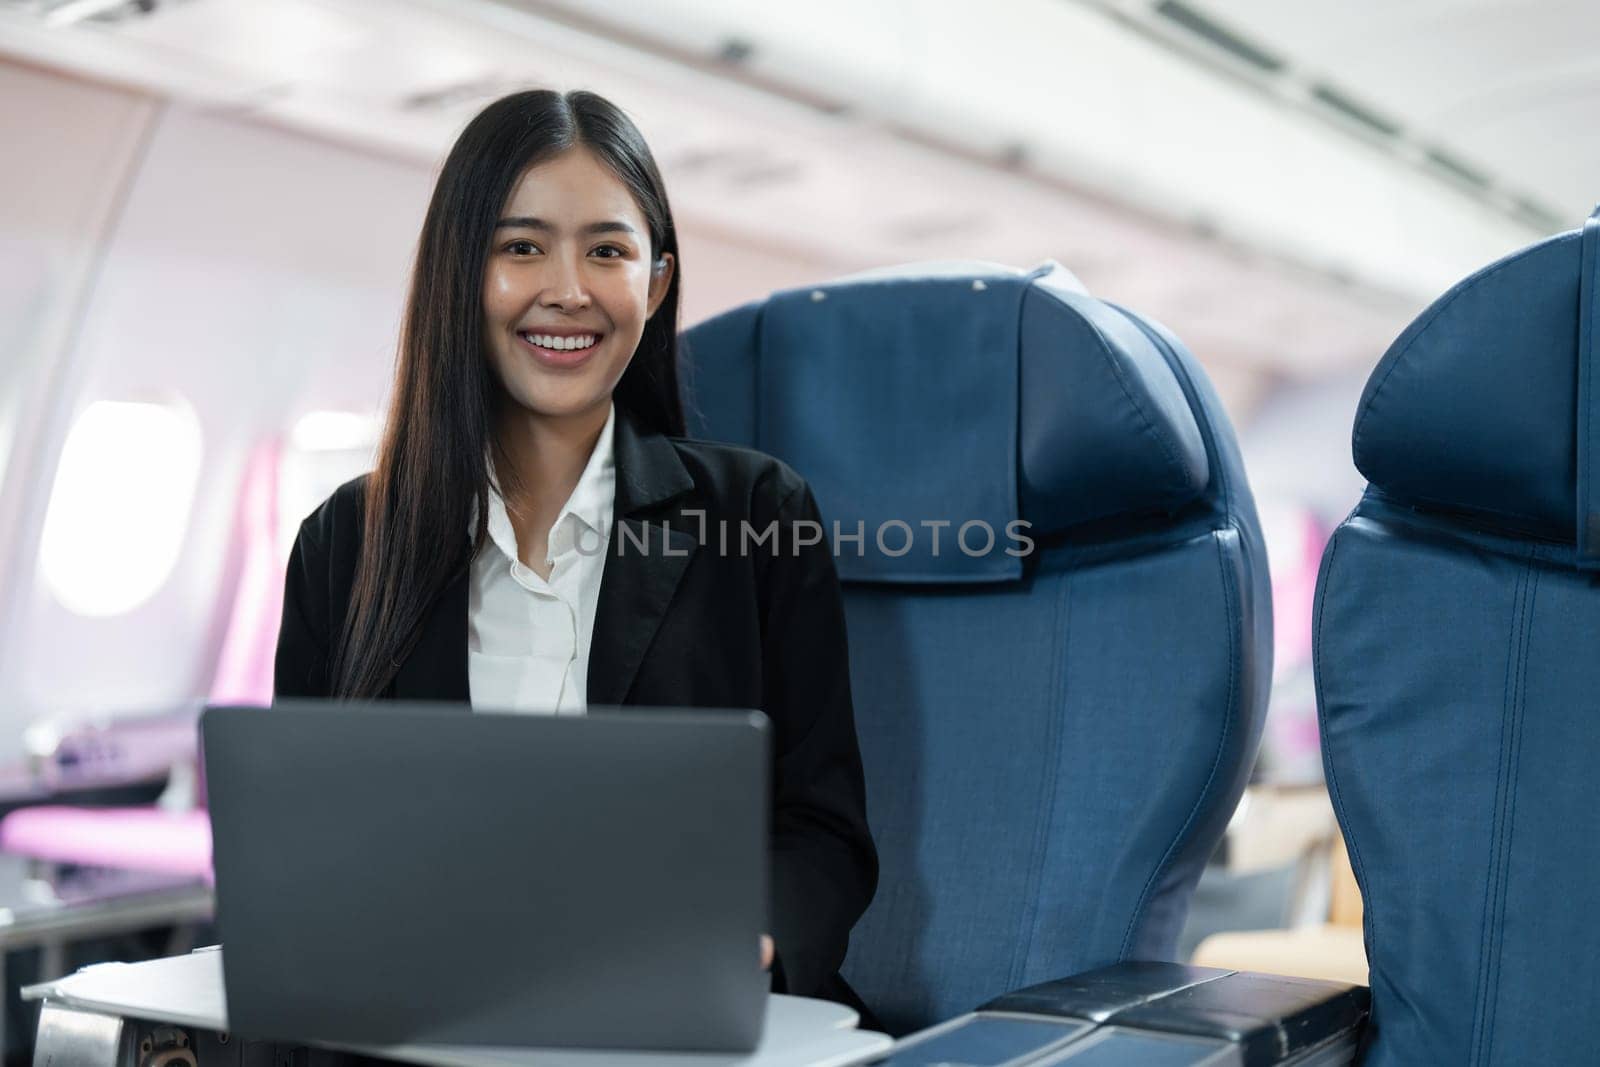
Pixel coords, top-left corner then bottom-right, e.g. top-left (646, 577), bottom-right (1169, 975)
top-left (982, 960), bottom-right (1227, 1021)
top-left (983, 962), bottom-right (1370, 1065)
top-left (879, 963), bottom-right (1368, 1066)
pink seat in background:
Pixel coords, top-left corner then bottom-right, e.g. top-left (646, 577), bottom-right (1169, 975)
top-left (0, 806), bottom-right (212, 879)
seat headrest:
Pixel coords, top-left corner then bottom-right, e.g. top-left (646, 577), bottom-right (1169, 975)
top-left (1353, 206), bottom-right (1600, 565)
top-left (682, 261), bottom-right (1210, 583)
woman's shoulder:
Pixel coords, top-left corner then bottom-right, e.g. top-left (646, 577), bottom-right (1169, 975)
top-left (293, 473), bottom-right (371, 553)
top-left (665, 437), bottom-right (813, 521)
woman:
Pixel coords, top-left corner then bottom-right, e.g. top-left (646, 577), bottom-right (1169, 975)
top-left (273, 89), bottom-right (877, 1012)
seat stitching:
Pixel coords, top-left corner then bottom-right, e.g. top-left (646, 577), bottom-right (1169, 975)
top-left (1468, 552), bottom-right (1535, 1065)
top-left (1466, 563), bottom-right (1521, 1063)
top-left (1480, 563), bottom-right (1538, 1063)
top-left (1118, 527), bottom-right (1238, 957)
top-left (1012, 574), bottom-right (1072, 988)
top-left (1314, 528), bottom-right (1380, 994)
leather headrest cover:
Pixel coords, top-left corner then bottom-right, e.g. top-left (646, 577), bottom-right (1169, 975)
top-left (1354, 211), bottom-right (1600, 557)
top-left (682, 262), bottom-right (1209, 582)
top-left (1018, 272), bottom-right (1208, 534)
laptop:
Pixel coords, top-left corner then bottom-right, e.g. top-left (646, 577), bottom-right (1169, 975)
top-left (201, 701), bottom-right (770, 1052)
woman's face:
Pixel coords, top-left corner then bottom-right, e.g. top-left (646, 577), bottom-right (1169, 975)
top-left (482, 146), bottom-right (674, 427)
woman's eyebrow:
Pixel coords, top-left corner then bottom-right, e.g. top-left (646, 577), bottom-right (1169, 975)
top-left (494, 217), bottom-right (638, 236)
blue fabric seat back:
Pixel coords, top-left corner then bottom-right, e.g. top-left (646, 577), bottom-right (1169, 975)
top-left (682, 262), bottom-right (1272, 1034)
top-left (1316, 208), bottom-right (1600, 1066)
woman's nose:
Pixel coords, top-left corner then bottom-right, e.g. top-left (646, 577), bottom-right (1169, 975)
top-left (539, 254), bottom-right (591, 311)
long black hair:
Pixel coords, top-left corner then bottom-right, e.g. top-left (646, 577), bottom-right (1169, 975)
top-left (333, 89), bottom-right (684, 699)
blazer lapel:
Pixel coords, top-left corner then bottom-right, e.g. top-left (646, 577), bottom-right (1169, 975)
top-left (391, 560), bottom-right (471, 703)
top-left (587, 414), bottom-right (698, 706)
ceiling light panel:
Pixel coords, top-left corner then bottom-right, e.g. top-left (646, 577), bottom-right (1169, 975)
top-left (1184, 0), bottom-right (1600, 220)
top-left (0, 0), bottom-right (1438, 378)
top-left (509, 0), bottom-right (917, 109)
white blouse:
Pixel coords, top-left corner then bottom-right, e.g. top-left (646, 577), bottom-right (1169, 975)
top-left (466, 405), bottom-right (615, 714)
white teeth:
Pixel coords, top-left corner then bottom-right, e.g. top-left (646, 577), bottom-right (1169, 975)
top-left (524, 332), bottom-right (597, 352)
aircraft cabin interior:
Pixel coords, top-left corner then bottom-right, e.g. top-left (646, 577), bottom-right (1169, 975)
top-left (0, 1), bottom-right (1595, 1065)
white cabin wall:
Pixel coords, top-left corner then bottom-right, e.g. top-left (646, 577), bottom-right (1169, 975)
top-left (0, 62), bottom-right (155, 637)
top-left (0, 61), bottom-right (434, 760)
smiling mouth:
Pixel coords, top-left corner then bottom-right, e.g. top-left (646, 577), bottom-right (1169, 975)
top-left (518, 331), bottom-right (601, 353)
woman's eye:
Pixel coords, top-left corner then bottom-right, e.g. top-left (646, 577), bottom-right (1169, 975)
top-left (506, 240), bottom-right (540, 256)
top-left (591, 244), bottom-right (625, 259)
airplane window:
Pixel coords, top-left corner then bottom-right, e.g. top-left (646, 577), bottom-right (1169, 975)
top-left (289, 410), bottom-right (382, 453)
top-left (38, 399), bottom-right (202, 617)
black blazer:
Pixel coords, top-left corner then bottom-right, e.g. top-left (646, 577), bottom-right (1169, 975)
top-left (273, 413), bottom-right (878, 1010)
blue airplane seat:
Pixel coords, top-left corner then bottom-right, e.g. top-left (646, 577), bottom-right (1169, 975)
top-left (681, 262), bottom-right (1272, 1034)
top-left (1316, 206), bottom-right (1600, 1065)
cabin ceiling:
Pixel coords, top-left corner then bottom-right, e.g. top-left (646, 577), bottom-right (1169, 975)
top-left (3, 0), bottom-right (1591, 398)
top-left (1181, 0), bottom-right (1598, 223)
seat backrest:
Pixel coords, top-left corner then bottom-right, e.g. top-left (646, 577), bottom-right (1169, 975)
top-left (682, 262), bottom-right (1272, 1033)
top-left (1315, 208), bottom-right (1600, 1065)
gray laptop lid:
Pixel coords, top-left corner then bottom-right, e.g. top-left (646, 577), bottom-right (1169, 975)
top-left (202, 702), bottom-right (769, 1051)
